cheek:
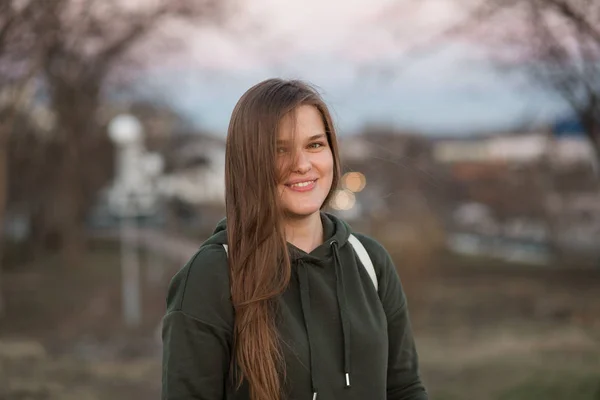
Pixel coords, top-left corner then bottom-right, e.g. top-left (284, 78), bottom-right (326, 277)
top-left (315, 151), bottom-right (334, 184)
top-left (321, 151), bottom-right (335, 177)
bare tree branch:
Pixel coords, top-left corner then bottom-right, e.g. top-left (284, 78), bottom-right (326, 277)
top-left (436, 0), bottom-right (600, 166)
top-left (94, 12), bottom-right (164, 79)
top-left (545, 0), bottom-right (600, 44)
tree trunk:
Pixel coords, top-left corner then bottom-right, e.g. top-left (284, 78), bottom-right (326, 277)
top-left (50, 80), bottom-right (101, 268)
top-left (579, 109), bottom-right (600, 178)
top-left (56, 141), bottom-right (86, 268)
top-left (591, 129), bottom-right (600, 178)
top-left (0, 127), bottom-right (8, 318)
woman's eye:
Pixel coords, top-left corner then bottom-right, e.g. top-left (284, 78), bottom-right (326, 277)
top-left (277, 147), bottom-right (288, 154)
top-left (309, 142), bottom-right (325, 149)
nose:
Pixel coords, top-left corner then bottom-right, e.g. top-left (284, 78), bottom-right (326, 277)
top-left (293, 151), bottom-right (312, 174)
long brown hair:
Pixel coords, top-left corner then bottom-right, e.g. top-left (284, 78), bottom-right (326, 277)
top-left (225, 79), bottom-right (340, 399)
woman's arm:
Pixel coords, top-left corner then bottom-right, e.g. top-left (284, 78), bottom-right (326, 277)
top-left (357, 235), bottom-right (429, 400)
top-left (384, 290), bottom-right (428, 400)
top-left (162, 311), bottom-right (231, 399)
top-left (380, 246), bottom-right (428, 400)
top-left (161, 246), bottom-right (234, 400)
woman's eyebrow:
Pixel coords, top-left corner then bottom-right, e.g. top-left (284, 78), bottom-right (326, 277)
top-left (277, 134), bottom-right (325, 145)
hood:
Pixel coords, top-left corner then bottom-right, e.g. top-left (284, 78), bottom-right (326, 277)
top-left (202, 217), bottom-right (228, 247)
top-left (203, 212), bottom-right (352, 265)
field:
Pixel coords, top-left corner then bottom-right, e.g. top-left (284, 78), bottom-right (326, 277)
top-left (413, 255), bottom-right (600, 399)
top-left (1, 242), bottom-right (599, 399)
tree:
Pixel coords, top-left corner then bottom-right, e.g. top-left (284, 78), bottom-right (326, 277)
top-left (0, 0), bottom-right (47, 317)
top-left (32, 0), bottom-right (229, 267)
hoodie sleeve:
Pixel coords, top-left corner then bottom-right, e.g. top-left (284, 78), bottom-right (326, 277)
top-left (357, 235), bottom-right (428, 400)
top-left (162, 245), bottom-right (235, 400)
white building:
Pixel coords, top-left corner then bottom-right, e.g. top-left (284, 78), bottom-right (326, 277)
top-left (433, 132), bottom-right (549, 164)
top-left (550, 136), bottom-right (597, 169)
top-left (487, 133), bottom-right (548, 163)
top-left (434, 131), bottom-right (596, 169)
top-left (159, 137), bottom-right (226, 206)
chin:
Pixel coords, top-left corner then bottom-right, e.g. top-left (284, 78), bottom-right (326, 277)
top-left (283, 204), bottom-right (322, 219)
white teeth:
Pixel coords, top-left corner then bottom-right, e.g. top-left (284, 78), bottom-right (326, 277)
top-left (290, 180), bottom-right (314, 188)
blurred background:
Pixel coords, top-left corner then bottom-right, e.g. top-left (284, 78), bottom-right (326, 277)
top-left (1, 0), bottom-right (599, 398)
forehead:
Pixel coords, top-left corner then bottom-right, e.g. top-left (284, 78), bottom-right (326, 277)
top-left (278, 105), bottom-right (325, 141)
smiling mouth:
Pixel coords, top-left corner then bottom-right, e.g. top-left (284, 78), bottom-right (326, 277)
top-left (287, 180), bottom-right (316, 188)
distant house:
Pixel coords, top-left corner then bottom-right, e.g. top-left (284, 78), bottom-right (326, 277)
top-left (486, 133), bottom-right (548, 163)
top-left (159, 134), bottom-right (226, 206)
top-left (551, 192), bottom-right (600, 254)
top-left (550, 137), bottom-right (596, 167)
top-left (88, 132), bottom-right (226, 231)
top-left (433, 132), bottom-right (549, 164)
top-left (434, 127), bottom-right (597, 175)
top-left (550, 117), bottom-right (597, 171)
top-left (433, 136), bottom-right (491, 163)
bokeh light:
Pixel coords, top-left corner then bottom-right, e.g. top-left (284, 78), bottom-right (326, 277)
top-left (342, 171), bottom-right (366, 192)
top-left (331, 189), bottom-right (356, 210)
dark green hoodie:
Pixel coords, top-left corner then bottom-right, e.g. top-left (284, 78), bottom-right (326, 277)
top-left (162, 213), bottom-right (428, 400)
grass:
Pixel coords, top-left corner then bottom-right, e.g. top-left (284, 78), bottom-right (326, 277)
top-left (1, 239), bottom-right (182, 348)
top-left (423, 353), bottom-right (600, 400)
top-left (497, 373), bottom-right (600, 400)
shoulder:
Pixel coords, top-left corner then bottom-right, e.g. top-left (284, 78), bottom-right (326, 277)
top-left (166, 243), bottom-right (233, 329)
top-left (350, 232), bottom-right (394, 269)
top-left (351, 232), bottom-right (407, 310)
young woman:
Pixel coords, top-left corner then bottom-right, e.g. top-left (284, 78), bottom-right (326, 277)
top-left (162, 78), bottom-right (428, 400)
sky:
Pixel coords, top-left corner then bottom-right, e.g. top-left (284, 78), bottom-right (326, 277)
top-left (136, 0), bottom-right (570, 136)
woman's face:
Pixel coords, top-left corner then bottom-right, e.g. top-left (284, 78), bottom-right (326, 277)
top-left (277, 105), bottom-right (334, 219)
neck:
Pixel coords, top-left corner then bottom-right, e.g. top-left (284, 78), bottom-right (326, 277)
top-left (284, 212), bottom-right (323, 253)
